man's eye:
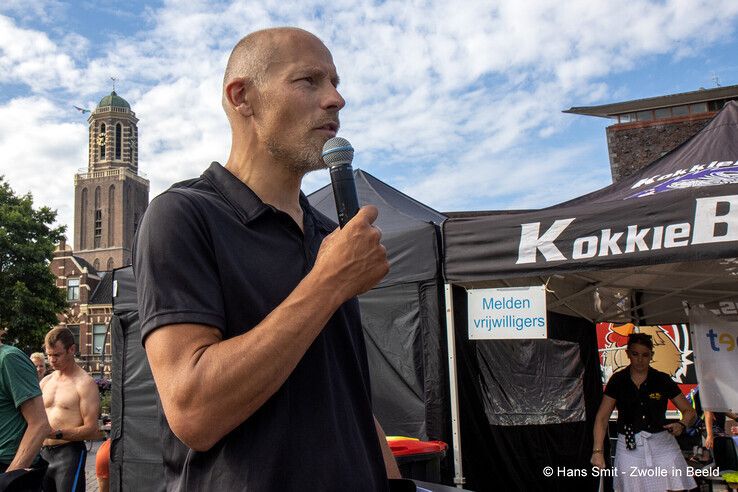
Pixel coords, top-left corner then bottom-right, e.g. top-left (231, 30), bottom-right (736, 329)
top-left (299, 77), bottom-right (315, 84)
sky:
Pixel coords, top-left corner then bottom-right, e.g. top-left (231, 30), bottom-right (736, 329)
top-left (2, 0), bottom-right (738, 240)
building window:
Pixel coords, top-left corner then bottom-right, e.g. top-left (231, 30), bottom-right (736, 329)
top-left (93, 324), bottom-right (107, 355)
top-left (107, 257), bottom-right (114, 270)
top-left (94, 186), bottom-right (102, 248)
top-left (93, 258), bottom-right (100, 270)
top-left (108, 185), bottom-right (115, 245)
top-left (80, 188), bottom-right (88, 250)
top-left (99, 124), bottom-right (106, 159)
top-left (115, 123), bottom-right (122, 159)
top-left (708, 100), bottom-right (727, 111)
top-left (618, 113), bottom-right (635, 124)
top-left (654, 108), bottom-right (671, 119)
top-left (636, 110), bottom-right (653, 121)
top-left (672, 105), bottom-right (689, 116)
top-left (67, 278), bottom-right (80, 301)
top-left (66, 325), bottom-right (80, 355)
top-left (94, 210), bottom-right (102, 248)
top-left (690, 103), bottom-right (708, 114)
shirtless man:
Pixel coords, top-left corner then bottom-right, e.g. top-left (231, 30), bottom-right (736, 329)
top-left (40, 327), bottom-right (100, 492)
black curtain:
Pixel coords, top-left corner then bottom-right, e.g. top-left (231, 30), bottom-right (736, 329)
top-left (452, 286), bottom-right (606, 492)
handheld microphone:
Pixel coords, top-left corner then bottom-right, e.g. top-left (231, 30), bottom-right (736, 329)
top-left (322, 137), bottom-right (359, 228)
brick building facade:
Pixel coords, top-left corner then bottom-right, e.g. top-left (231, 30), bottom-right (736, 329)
top-left (566, 84), bottom-right (738, 182)
top-left (50, 91), bottom-right (148, 376)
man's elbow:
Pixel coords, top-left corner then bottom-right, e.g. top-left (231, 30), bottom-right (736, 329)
top-left (168, 409), bottom-right (222, 452)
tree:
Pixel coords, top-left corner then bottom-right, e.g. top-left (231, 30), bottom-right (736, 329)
top-left (0, 176), bottom-right (67, 352)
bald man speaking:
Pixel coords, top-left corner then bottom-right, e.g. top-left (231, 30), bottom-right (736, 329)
top-left (134, 27), bottom-right (400, 491)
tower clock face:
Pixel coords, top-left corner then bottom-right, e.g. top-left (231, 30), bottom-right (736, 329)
top-left (97, 134), bottom-right (106, 146)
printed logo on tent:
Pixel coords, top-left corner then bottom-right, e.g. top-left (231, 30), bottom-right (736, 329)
top-left (596, 323), bottom-right (696, 403)
top-left (627, 161), bottom-right (738, 199)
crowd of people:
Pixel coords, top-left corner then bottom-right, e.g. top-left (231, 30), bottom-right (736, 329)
top-left (0, 327), bottom-right (107, 492)
top-left (1, 26), bottom-right (736, 492)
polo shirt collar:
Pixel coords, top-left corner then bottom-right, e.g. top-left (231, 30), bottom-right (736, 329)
top-left (202, 162), bottom-right (331, 231)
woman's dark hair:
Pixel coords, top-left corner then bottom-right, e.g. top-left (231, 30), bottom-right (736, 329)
top-left (627, 333), bottom-right (653, 351)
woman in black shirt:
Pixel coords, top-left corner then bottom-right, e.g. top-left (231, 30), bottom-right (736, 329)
top-left (592, 333), bottom-right (697, 491)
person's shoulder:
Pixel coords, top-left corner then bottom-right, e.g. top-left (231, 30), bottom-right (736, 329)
top-left (648, 367), bottom-right (673, 382)
top-left (0, 345), bottom-right (33, 368)
top-left (74, 367), bottom-right (96, 385)
top-left (40, 372), bottom-right (53, 388)
top-left (72, 369), bottom-right (99, 394)
top-left (609, 367), bottom-right (629, 382)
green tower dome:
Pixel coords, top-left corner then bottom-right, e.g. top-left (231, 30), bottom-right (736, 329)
top-left (97, 91), bottom-right (131, 110)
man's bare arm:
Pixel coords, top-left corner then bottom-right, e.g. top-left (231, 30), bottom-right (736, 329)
top-left (145, 206), bottom-right (388, 452)
top-left (6, 396), bottom-right (50, 471)
top-left (50, 377), bottom-right (101, 442)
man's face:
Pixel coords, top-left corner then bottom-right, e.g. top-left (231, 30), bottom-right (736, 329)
top-left (252, 33), bottom-right (345, 174)
top-left (32, 358), bottom-right (46, 379)
top-left (45, 341), bottom-right (74, 371)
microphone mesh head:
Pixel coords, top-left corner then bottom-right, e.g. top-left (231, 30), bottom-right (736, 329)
top-left (321, 137), bottom-right (354, 168)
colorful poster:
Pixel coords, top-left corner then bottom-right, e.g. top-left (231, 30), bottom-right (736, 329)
top-left (596, 322), bottom-right (697, 414)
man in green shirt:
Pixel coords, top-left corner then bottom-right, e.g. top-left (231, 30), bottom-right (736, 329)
top-left (0, 329), bottom-right (51, 476)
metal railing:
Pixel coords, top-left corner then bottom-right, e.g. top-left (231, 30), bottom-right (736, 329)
top-left (74, 167), bottom-right (148, 185)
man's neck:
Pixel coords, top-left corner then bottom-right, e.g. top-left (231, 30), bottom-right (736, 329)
top-left (225, 152), bottom-right (305, 227)
top-left (56, 363), bottom-right (79, 378)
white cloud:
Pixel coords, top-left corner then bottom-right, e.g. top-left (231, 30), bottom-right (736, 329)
top-left (0, 96), bottom-right (86, 236)
top-left (1, 0), bottom-right (738, 236)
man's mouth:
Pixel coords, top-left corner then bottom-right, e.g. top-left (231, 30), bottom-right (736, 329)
top-left (315, 121), bottom-right (339, 134)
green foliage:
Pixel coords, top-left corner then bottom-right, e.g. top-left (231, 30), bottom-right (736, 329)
top-left (100, 392), bottom-right (111, 415)
top-left (0, 176), bottom-right (67, 352)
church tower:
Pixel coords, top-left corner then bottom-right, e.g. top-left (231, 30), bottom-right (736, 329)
top-left (72, 91), bottom-right (149, 270)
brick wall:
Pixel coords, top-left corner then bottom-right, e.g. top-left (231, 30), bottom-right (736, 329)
top-left (606, 114), bottom-right (714, 182)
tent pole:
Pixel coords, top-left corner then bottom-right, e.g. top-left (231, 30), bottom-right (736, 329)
top-left (444, 283), bottom-right (465, 487)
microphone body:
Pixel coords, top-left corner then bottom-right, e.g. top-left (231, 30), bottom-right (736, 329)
top-left (322, 137), bottom-right (359, 228)
top-left (329, 164), bottom-right (359, 228)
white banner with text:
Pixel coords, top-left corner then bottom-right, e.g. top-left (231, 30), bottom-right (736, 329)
top-left (467, 286), bottom-right (547, 340)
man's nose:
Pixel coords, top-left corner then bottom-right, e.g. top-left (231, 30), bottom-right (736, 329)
top-left (322, 84), bottom-right (345, 111)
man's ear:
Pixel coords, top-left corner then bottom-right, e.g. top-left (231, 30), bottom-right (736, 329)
top-left (225, 78), bottom-right (254, 117)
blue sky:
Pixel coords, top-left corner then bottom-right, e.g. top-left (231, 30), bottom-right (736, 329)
top-left (2, 0), bottom-right (738, 238)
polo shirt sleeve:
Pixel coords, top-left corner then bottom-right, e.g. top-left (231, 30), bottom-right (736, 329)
top-left (1, 349), bottom-right (42, 408)
top-left (662, 373), bottom-right (682, 400)
top-left (604, 370), bottom-right (622, 400)
top-left (134, 190), bottom-right (226, 342)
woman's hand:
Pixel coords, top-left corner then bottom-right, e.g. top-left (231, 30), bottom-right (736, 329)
top-left (664, 422), bottom-right (685, 436)
top-left (705, 434), bottom-right (714, 449)
top-left (591, 452), bottom-right (606, 469)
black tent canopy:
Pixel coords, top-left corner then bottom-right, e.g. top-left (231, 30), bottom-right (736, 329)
top-left (444, 101), bottom-right (738, 324)
top-left (437, 101), bottom-right (738, 490)
top-left (308, 169), bottom-right (448, 441)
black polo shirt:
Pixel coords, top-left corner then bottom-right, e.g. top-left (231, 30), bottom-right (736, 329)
top-left (133, 162), bottom-right (388, 492)
top-left (604, 367), bottom-right (682, 435)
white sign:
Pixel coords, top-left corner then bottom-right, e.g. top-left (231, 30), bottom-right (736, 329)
top-left (689, 306), bottom-right (738, 412)
top-left (467, 286), bottom-right (547, 340)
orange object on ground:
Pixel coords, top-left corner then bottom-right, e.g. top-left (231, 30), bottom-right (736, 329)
top-left (388, 439), bottom-right (447, 457)
top-left (95, 439), bottom-right (111, 479)
top-left (387, 439), bottom-right (448, 482)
